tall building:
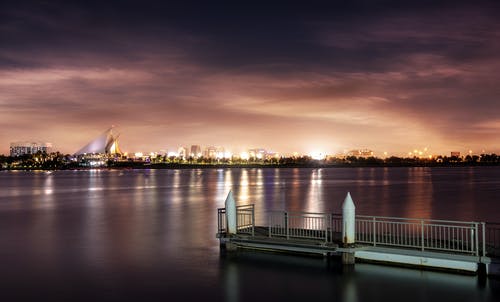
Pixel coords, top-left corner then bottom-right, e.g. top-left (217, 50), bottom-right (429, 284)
top-left (190, 145), bottom-right (202, 158)
top-left (178, 146), bottom-right (188, 159)
top-left (10, 142), bottom-right (52, 157)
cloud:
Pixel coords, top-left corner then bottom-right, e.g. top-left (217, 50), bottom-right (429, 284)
top-left (1, 1), bottom-right (500, 155)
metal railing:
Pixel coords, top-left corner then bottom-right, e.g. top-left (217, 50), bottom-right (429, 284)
top-left (217, 207), bottom-right (226, 234)
top-left (269, 211), bottom-right (330, 242)
top-left (218, 206), bottom-right (495, 258)
top-left (267, 211), bottom-right (487, 255)
top-left (355, 215), bottom-right (484, 256)
top-left (237, 205), bottom-right (255, 235)
top-left (486, 222), bottom-right (500, 257)
top-left (217, 204), bottom-right (255, 236)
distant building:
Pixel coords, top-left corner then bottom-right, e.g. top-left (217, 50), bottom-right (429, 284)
top-left (178, 146), bottom-right (188, 159)
top-left (204, 146), bottom-right (217, 159)
top-left (73, 127), bottom-right (123, 167)
top-left (346, 149), bottom-right (374, 158)
top-left (249, 148), bottom-right (267, 159)
top-left (10, 141), bottom-right (52, 157)
top-left (216, 146), bottom-right (225, 159)
top-left (75, 127), bottom-right (122, 155)
top-left (190, 145), bottom-right (202, 158)
top-left (265, 151), bottom-right (280, 160)
top-left (451, 151), bottom-right (461, 157)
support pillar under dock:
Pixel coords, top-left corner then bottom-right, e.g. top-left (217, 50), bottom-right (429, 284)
top-left (342, 251), bottom-right (355, 265)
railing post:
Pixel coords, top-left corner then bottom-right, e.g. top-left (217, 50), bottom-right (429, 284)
top-left (268, 213), bottom-right (272, 238)
top-left (475, 223), bottom-right (479, 257)
top-left (325, 214), bottom-right (329, 243)
top-left (421, 220), bottom-right (425, 251)
top-left (482, 222), bottom-right (486, 257)
top-left (329, 213), bottom-right (333, 243)
top-left (372, 217), bottom-right (376, 246)
top-left (217, 209), bottom-right (221, 235)
top-left (285, 212), bottom-right (289, 239)
top-left (251, 205), bottom-right (255, 237)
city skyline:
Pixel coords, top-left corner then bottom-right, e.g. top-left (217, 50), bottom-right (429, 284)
top-left (2, 126), bottom-right (496, 158)
top-left (2, 1), bottom-right (500, 155)
top-left (3, 133), bottom-right (489, 160)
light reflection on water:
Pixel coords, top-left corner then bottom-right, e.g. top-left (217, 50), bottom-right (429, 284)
top-left (0, 167), bottom-right (499, 301)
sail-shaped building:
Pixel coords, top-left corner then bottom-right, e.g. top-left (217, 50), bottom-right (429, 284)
top-left (74, 127), bottom-right (123, 167)
top-left (75, 127), bottom-right (122, 155)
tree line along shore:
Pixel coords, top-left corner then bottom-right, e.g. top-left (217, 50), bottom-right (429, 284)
top-left (1, 152), bottom-right (500, 170)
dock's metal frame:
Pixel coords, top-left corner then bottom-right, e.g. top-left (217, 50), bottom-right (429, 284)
top-left (217, 205), bottom-right (500, 258)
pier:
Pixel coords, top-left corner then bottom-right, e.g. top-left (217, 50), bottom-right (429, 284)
top-left (216, 192), bottom-right (500, 276)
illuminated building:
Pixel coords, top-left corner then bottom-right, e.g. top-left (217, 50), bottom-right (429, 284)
top-left (451, 151), bottom-right (461, 157)
top-left (10, 141), bottom-right (52, 157)
top-left (74, 127), bottom-right (122, 167)
top-left (346, 149), bottom-right (374, 158)
top-left (248, 148), bottom-right (267, 159)
top-left (75, 127), bottom-right (122, 155)
top-left (190, 145), bottom-right (202, 158)
top-left (178, 146), bottom-right (188, 159)
top-left (216, 146), bottom-right (225, 159)
top-left (204, 146), bottom-right (217, 159)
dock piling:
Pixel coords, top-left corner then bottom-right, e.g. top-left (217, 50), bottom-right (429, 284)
top-left (225, 190), bottom-right (237, 235)
top-left (342, 192), bottom-right (356, 264)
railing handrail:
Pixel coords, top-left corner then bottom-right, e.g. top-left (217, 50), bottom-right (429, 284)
top-left (356, 215), bottom-right (480, 225)
top-left (269, 210), bottom-right (333, 216)
top-left (269, 210), bottom-right (479, 226)
top-left (237, 204), bottom-right (255, 209)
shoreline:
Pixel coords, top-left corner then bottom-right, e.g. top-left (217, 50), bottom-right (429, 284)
top-left (2, 161), bottom-right (500, 171)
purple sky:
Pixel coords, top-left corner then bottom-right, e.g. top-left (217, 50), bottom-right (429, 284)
top-left (1, 1), bottom-right (500, 156)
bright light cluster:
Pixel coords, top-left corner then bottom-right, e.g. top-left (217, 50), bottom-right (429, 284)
top-left (310, 151), bottom-right (326, 160)
top-left (408, 147), bottom-right (432, 158)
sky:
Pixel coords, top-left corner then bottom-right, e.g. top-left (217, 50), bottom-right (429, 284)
top-left (1, 0), bottom-right (500, 156)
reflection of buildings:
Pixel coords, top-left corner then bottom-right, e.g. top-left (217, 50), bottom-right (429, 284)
top-left (74, 127), bottom-right (123, 167)
top-left (10, 141), bottom-right (52, 157)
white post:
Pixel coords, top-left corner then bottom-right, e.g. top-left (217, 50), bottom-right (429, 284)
top-left (225, 190), bottom-right (237, 235)
top-left (342, 192), bottom-right (356, 246)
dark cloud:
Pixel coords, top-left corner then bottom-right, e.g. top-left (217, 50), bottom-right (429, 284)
top-left (1, 0), bottom-right (500, 154)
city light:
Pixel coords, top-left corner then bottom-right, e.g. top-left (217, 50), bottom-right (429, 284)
top-left (240, 151), bottom-right (249, 160)
top-left (310, 151), bottom-right (325, 160)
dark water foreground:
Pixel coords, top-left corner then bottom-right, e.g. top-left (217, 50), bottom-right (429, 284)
top-left (0, 167), bottom-right (499, 301)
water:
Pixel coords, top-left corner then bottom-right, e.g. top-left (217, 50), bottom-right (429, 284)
top-left (0, 167), bottom-right (499, 301)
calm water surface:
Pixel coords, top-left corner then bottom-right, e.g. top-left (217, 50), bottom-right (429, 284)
top-left (0, 167), bottom-right (499, 301)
